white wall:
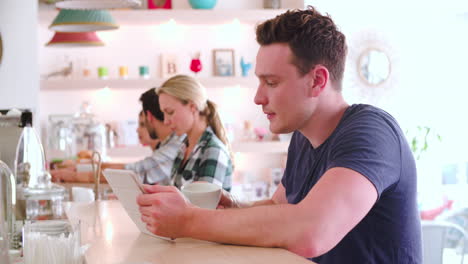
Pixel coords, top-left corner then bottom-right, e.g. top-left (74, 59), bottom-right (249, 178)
top-left (305, 0), bottom-right (468, 162)
top-left (0, 0), bottom-right (39, 113)
top-left (306, 0), bottom-right (468, 207)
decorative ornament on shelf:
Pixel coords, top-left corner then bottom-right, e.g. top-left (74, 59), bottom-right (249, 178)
top-left (49, 9), bottom-right (119, 32)
top-left (263, 0), bottom-right (281, 9)
top-left (190, 52), bottom-right (202, 76)
top-left (139, 65), bottom-right (150, 79)
top-left (241, 120), bottom-right (256, 142)
top-left (188, 0), bottom-right (217, 9)
top-left (240, 57), bottom-right (252, 77)
top-left (254, 127), bottom-right (268, 141)
top-left (55, 0), bottom-right (141, 10)
top-left (160, 53), bottom-right (179, 78)
top-left (46, 31), bottom-right (105, 47)
top-left (42, 61), bottom-right (73, 79)
top-left (148, 0), bottom-right (171, 9)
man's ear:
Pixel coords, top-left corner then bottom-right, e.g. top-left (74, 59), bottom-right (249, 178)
top-left (307, 65), bottom-right (329, 97)
top-left (145, 110), bottom-right (154, 122)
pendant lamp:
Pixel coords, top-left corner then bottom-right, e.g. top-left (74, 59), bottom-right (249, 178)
top-left (56, 0), bottom-right (141, 9)
top-left (49, 9), bottom-right (119, 32)
top-left (46, 32), bottom-right (105, 47)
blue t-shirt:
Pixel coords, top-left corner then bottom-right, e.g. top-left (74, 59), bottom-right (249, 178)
top-left (283, 104), bottom-right (422, 263)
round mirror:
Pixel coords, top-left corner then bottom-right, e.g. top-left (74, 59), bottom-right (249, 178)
top-left (358, 49), bottom-right (391, 86)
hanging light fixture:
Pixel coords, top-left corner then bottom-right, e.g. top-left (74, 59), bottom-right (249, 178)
top-left (55, 0), bottom-right (141, 9)
top-left (46, 31), bottom-right (105, 47)
top-left (49, 9), bottom-right (119, 32)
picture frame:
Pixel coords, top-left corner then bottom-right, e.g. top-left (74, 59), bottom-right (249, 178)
top-left (160, 53), bottom-right (179, 78)
top-left (213, 49), bottom-right (235, 77)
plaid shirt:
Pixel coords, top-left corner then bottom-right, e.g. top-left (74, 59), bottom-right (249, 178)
top-left (125, 133), bottom-right (185, 185)
top-left (172, 127), bottom-right (232, 191)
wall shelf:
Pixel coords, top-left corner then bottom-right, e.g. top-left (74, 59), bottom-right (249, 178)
top-left (40, 77), bottom-right (258, 90)
top-left (38, 9), bottom-right (289, 26)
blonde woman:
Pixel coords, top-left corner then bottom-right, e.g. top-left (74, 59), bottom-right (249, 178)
top-left (157, 75), bottom-right (233, 191)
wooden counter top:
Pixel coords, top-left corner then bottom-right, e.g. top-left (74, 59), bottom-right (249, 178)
top-left (64, 200), bottom-right (312, 264)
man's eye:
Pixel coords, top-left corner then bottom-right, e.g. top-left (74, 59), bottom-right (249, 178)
top-left (266, 81), bottom-right (277, 87)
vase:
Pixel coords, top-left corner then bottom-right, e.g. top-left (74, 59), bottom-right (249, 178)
top-left (190, 59), bottom-right (202, 75)
top-left (148, 0), bottom-right (172, 9)
top-left (188, 0), bottom-right (217, 9)
top-left (263, 0), bottom-right (281, 9)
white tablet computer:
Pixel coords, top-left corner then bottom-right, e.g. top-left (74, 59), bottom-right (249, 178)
top-left (102, 168), bottom-right (172, 241)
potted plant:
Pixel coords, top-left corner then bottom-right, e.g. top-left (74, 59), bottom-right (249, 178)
top-left (406, 125), bottom-right (442, 161)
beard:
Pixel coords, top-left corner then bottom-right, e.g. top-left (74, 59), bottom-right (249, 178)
top-left (147, 125), bottom-right (158, 139)
top-left (144, 117), bottom-right (158, 139)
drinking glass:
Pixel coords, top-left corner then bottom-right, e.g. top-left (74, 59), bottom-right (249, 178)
top-left (0, 201), bottom-right (11, 264)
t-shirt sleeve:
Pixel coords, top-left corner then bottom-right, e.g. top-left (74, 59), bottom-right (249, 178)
top-left (327, 113), bottom-right (402, 197)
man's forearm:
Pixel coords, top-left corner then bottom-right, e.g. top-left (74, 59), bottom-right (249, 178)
top-left (183, 203), bottom-right (309, 253)
top-left (101, 162), bottom-right (126, 170)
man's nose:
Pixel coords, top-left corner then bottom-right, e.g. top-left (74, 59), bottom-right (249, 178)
top-left (254, 85), bottom-right (267, 106)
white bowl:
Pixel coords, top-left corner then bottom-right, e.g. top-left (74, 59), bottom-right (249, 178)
top-left (181, 182), bottom-right (222, 209)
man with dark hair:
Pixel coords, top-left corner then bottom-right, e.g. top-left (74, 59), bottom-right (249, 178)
top-left (52, 88), bottom-right (184, 185)
top-left (137, 7), bottom-right (422, 263)
top-left (124, 88), bottom-right (184, 184)
top-left (139, 87), bottom-right (164, 139)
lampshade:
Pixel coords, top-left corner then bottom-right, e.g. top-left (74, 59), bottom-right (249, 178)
top-left (49, 9), bottom-right (119, 32)
top-left (46, 32), bottom-right (105, 47)
top-left (56, 0), bottom-right (141, 9)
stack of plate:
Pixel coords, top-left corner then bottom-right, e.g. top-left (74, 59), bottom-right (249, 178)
top-left (27, 220), bottom-right (71, 236)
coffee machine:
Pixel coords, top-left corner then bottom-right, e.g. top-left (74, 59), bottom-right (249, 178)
top-left (0, 109), bottom-right (24, 171)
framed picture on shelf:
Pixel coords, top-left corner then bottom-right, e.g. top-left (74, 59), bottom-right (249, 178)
top-left (213, 49), bottom-right (235, 77)
top-left (160, 53), bottom-right (179, 78)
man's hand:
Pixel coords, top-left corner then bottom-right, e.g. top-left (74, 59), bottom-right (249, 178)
top-left (50, 167), bottom-right (77, 182)
top-left (137, 185), bottom-right (194, 238)
top-left (217, 189), bottom-right (242, 209)
top-left (50, 168), bottom-right (93, 183)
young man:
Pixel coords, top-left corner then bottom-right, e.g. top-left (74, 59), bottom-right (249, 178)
top-left (137, 7), bottom-right (422, 263)
top-left (51, 88), bottom-right (184, 185)
top-left (123, 88), bottom-right (184, 184)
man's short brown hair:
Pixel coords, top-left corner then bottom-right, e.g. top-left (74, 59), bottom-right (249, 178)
top-left (256, 6), bottom-right (347, 89)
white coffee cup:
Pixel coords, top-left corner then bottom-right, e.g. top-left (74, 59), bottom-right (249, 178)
top-left (72, 187), bottom-right (95, 202)
top-left (181, 182), bottom-right (222, 209)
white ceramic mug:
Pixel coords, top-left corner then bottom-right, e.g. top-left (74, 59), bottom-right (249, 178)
top-left (72, 187), bottom-right (95, 202)
top-left (181, 182), bottom-right (222, 209)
